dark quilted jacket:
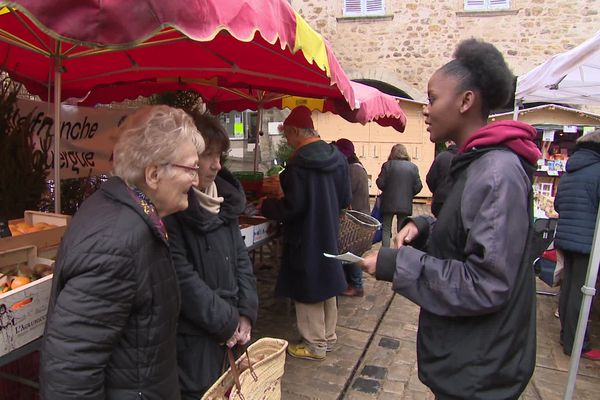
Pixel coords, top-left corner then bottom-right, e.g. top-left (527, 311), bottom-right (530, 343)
top-left (40, 177), bottom-right (181, 400)
top-left (554, 145), bottom-right (600, 254)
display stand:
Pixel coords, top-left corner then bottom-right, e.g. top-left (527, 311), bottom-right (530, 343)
top-left (0, 338), bottom-right (41, 392)
top-left (247, 226), bottom-right (280, 266)
top-left (0, 338), bottom-right (41, 368)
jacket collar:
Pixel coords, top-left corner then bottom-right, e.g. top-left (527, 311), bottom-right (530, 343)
top-left (100, 177), bottom-right (169, 245)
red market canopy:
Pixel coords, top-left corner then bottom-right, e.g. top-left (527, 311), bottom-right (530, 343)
top-left (1, 0), bottom-right (370, 212)
top-left (0, 0), bottom-right (356, 106)
top-left (78, 79), bottom-right (407, 132)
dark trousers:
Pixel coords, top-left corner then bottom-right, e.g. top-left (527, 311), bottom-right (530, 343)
top-left (343, 262), bottom-right (363, 289)
top-left (559, 250), bottom-right (592, 354)
top-left (382, 212), bottom-right (409, 248)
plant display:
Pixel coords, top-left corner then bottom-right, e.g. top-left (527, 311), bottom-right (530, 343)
top-left (0, 77), bottom-right (50, 219)
top-left (148, 89), bottom-right (202, 111)
top-left (274, 141), bottom-right (293, 166)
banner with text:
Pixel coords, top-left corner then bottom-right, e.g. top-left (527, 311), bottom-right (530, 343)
top-left (14, 99), bottom-right (137, 180)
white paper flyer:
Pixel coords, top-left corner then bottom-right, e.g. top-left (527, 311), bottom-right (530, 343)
top-left (323, 252), bottom-right (364, 263)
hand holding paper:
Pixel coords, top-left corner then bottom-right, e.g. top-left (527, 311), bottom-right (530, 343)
top-left (323, 252), bottom-right (364, 264)
top-left (360, 251), bottom-right (378, 275)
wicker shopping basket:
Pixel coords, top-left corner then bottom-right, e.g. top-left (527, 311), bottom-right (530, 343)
top-left (202, 337), bottom-right (288, 400)
top-left (338, 210), bottom-right (381, 256)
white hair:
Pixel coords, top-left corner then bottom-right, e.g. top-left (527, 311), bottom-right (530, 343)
top-left (112, 105), bottom-right (205, 187)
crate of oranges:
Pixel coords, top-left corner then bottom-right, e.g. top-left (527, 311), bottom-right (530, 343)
top-left (0, 245), bottom-right (54, 357)
top-left (0, 211), bottom-right (71, 253)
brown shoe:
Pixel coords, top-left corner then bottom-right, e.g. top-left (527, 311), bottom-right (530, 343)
top-left (341, 286), bottom-right (364, 297)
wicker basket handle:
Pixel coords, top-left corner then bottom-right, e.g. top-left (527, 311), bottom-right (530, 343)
top-left (226, 346), bottom-right (258, 399)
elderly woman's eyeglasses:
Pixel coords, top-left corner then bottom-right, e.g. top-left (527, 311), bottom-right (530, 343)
top-left (170, 163), bottom-right (200, 177)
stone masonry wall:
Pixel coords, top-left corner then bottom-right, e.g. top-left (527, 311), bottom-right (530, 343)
top-left (291, 0), bottom-right (599, 101)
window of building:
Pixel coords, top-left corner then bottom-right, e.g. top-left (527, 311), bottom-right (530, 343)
top-left (536, 182), bottom-right (553, 197)
top-left (464, 0), bottom-right (510, 11)
top-left (218, 111), bottom-right (257, 141)
top-left (343, 0), bottom-right (385, 17)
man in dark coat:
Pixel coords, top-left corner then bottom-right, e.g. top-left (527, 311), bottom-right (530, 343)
top-left (554, 129), bottom-right (600, 360)
top-left (426, 141), bottom-right (457, 217)
top-left (262, 106), bottom-right (351, 360)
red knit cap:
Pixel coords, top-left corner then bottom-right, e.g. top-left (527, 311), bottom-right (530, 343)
top-left (283, 106), bottom-right (314, 130)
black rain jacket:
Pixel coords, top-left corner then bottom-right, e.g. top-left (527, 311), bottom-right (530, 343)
top-left (377, 147), bottom-right (537, 399)
top-left (163, 169), bottom-right (258, 396)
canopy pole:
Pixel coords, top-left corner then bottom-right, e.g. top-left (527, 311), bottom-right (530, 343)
top-left (563, 200), bottom-right (600, 400)
top-left (253, 107), bottom-right (263, 173)
top-left (513, 98), bottom-right (522, 121)
top-left (53, 41), bottom-right (62, 214)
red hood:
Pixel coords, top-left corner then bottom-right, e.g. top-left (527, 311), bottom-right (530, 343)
top-left (459, 121), bottom-right (541, 165)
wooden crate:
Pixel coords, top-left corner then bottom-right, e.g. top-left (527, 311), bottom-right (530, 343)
top-left (239, 216), bottom-right (277, 244)
top-left (0, 246), bottom-right (54, 357)
top-left (240, 224), bottom-right (254, 248)
top-left (0, 211), bottom-right (70, 252)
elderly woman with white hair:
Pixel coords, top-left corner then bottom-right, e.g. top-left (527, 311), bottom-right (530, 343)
top-left (40, 105), bottom-right (204, 400)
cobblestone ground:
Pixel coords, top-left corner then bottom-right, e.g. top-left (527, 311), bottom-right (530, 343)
top-left (251, 203), bottom-right (600, 399)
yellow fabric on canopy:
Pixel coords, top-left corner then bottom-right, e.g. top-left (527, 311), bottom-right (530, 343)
top-left (293, 11), bottom-right (330, 77)
top-left (281, 96), bottom-right (325, 111)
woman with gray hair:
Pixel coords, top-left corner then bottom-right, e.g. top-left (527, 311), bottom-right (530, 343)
top-left (376, 143), bottom-right (423, 247)
top-left (554, 129), bottom-right (600, 360)
top-left (40, 105), bottom-right (204, 399)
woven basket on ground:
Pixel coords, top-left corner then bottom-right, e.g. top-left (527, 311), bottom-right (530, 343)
top-left (338, 209), bottom-right (381, 256)
top-left (202, 337), bottom-right (288, 400)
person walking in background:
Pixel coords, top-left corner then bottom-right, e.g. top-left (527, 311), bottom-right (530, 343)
top-left (40, 106), bottom-right (203, 399)
top-left (360, 39), bottom-right (539, 399)
top-left (261, 106), bottom-right (351, 361)
top-left (426, 140), bottom-right (457, 217)
top-left (164, 111), bottom-right (259, 399)
top-left (375, 144), bottom-right (422, 247)
top-left (554, 129), bottom-right (600, 361)
top-left (334, 138), bottom-right (369, 297)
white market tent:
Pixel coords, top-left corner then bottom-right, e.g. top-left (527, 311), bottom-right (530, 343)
top-left (515, 30), bottom-right (600, 400)
top-left (516, 30), bottom-right (600, 106)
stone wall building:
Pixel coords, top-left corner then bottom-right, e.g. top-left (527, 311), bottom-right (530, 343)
top-left (291, 0), bottom-right (599, 101)
top-left (268, 0), bottom-right (598, 197)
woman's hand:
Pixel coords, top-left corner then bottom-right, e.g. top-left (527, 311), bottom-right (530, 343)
top-left (393, 221), bottom-right (418, 249)
top-left (236, 316), bottom-right (252, 346)
top-left (225, 316), bottom-right (252, 347)
top-left (225, 329), bottom-right (238, 348)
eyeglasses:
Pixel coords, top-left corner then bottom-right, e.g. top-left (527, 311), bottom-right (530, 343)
top-left (169, 163), bottom-right (200, 177)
